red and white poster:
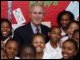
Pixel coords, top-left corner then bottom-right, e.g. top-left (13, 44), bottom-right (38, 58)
top-left (1, 1), bottom-right (79, 29)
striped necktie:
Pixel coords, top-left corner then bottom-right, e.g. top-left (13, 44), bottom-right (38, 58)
top-left (36, 27), bottom-right (39, 34)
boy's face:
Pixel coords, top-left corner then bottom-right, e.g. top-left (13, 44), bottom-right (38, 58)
top-left (62, 41), bottom-right (77, 59)
top-left (33, 36), bottom-right (45, 53)
top-left (21, 47), bottom-right (36, 59)
top-left (50, 28), bottom-right (61, 42)
top-left (67, 23), bottom-right (79, 36)
top-left (1, 49), bottom-right (8, 59)
top-left (1, 22), bottom-right (11, 37)
top-left (60, 14), bottom-right (71, 28)
top-left (5, 41), bottom-right (18, 59)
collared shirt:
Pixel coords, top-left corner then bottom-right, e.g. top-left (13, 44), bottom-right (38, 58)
top-left (31, 22), bottom-right (41, 34)
top-left (61, 28), bottom-right (66, 36)
top-left (44, 41), bottom-right (62, 59)
top-left (1, 35), bottom-right (12, 48)
top-left (3, 35), bottom-right (12, 44)
top-left (60, 36), bottom-right (69, 47)
top-left (15, 57), bottom-right (20, 59)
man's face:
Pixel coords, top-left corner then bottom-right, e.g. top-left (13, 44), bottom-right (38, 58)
top-left (60, 14), bottom-right (71, 28)
top-left (30, 6), bottom-right (44, 26)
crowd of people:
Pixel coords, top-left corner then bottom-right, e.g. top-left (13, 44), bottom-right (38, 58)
top-left (1, 3), bottom-right (79, 59)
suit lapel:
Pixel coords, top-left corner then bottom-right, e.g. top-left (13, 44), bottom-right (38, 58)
top-left (41, 24), bottom-right (44, 34)
top-left (25, 23), bottom-right (34, 35)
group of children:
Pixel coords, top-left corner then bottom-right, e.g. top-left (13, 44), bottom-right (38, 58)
top-left (1, 10), bottom-right (79, 59)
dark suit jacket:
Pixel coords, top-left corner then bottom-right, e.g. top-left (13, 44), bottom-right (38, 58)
top-left (13, 23), bottom-right (50, 46)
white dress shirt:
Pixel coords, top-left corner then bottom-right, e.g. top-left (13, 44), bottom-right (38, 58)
top-left (31, 22), bottom-right (41, 34)
top-left (61, 28), bottom-right (66, 36)
top-left (43, 41), bottom-right (62, 59)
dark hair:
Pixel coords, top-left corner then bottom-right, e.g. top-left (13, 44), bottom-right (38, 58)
top-left (57, 10), bottom-right (74, 27)
top-left (5, 38), bottom-right (19, 47)
top-left (50, 26), bottom-right (61, 32)
top-left (20, 44), bottom-right (36, 58)
top-left (32, 33), bottom-right (46, 43)
top-left (63, 38), bottom-right (78, 51)
top-left (21, 44), bottom-right (36, 53)
top-left (1, 18), bottom-right (12, 29)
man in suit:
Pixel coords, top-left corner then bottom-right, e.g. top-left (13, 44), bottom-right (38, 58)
top-left (13, 3), bottom-right (50, 46)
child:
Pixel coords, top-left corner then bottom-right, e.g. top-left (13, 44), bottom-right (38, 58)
top-left (44, 26), bottom-right (62, 59)
top-left (1, 49), bottom-right (9, 59)
top-left (67, 21), bottom-right (79, 38)
top-left (57, 10), bottom-right (74, 36)
top-left (1, 18), bottom-right (12, 48)
top-left (32, 33), bottom-right (46, 59)
top-left (72, 29), bottom-right (79, 44)
top-left (62, 39), bottom-right (78, 59)
top-left (60, 21), bottom-right (79, 46)
top-left (20, 45), bottom-right (36, 59)
top-left (72, 29), bottom-right (79, 59)
top-left (4, 38), bottom-right (20, 59)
